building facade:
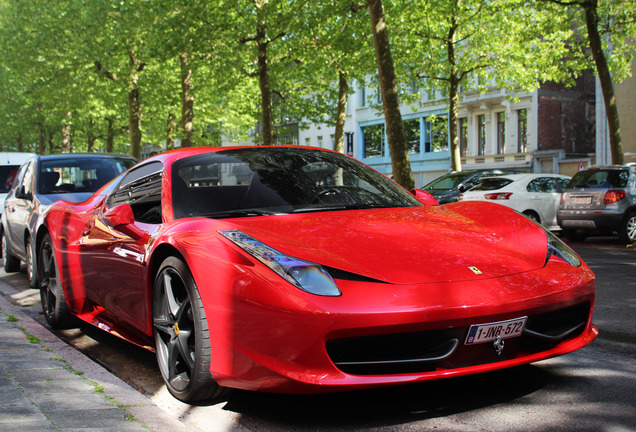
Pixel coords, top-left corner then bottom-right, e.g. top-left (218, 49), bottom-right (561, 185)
top-left (296, 71), bottom-right (596, 187)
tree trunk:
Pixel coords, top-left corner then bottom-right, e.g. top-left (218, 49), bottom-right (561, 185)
top-left (583, 1), bottom-right (623, 164)
top-left (166, 112), bottom-right (177, 151)
top-left (61, 112), bottom-right (72, 153)
top-left (179, 53), bottom-right (194, 147)
top-left (16, 135), bottom-right (23, 152)
top-left (128, 51), bottom-right (143, 160)
top-left (257, 25), bottom-right (274, 146)
top-left (334, 71), bottom-right (348, 154)
top-left (447, 15), bottom-right (462, 172)
top-left (48, 131), bottom-right (55, 154)
top-left (38, 125), bottom-right (46, 155)
top-left (87, 117), bottom-right (95, 153)
top-left (106, 118), bottom-right (115, 153)
top-left (367, 0), bottom-right (414, 189)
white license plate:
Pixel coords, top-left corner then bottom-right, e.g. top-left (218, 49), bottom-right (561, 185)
top-left (572, 197), bottom-right (592, 205)
top-left (465, 317), bottom-right (527, 345)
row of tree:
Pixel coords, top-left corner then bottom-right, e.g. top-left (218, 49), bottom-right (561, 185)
top-left (0, 0), bottom-right (634, 188)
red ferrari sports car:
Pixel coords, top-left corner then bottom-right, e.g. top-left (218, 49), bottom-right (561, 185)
top-left (38, 146), bottom-right (597, 403)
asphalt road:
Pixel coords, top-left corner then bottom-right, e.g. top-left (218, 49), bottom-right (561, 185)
top-left (1, 237), bottom-right (635, 432)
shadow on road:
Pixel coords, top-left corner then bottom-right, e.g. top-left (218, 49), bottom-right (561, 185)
top-left (223, 364), bottom-right (553, 429)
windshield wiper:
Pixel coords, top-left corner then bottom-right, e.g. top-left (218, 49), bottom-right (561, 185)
top-left (200, 209), bottom-right (286, 219)
top-left (292, 204), bottom-right (392, 213)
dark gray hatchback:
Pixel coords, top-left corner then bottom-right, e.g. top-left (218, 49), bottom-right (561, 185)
top-left (557, 164), bottom-right (636, 243)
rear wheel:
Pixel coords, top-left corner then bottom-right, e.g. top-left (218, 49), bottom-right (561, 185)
top-left (619, 212), bottom-right (636, 244)
top-left (2, 231), bottom-right (20, 273)
top-left (38, 233), bottom-right (74, 328)
top-left (26, 240), bottom-right (38, 288)
top-left (522, 210), bottom-right (541, 224)
top-left (152, 256), bottom-right (225, 403)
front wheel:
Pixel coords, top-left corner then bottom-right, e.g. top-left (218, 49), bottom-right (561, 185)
top-left (152, 256), bottom-right (225, 403)
top-left (619, 212), bottom-right (636, 244)
top-left (38, 233), bottom-right (74, 328)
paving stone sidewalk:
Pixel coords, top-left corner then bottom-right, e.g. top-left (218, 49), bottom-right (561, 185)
top-left (0, 288), bottom-right (196, 432)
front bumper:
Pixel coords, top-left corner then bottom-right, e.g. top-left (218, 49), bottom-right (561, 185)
top-left (201, 256), bottom-right (597, 394)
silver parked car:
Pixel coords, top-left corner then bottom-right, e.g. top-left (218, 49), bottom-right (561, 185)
top-left (557, 164), bottom-right (636, 243)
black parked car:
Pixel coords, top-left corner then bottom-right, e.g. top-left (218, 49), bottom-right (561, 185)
top-left (422, 169), bottom-right (517, 204)
top-left (1, 153), bottom-right (137, 287)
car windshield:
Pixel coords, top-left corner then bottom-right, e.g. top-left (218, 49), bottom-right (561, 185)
top-left (39, 157), bottom-right (136, 194)
top-left (172, 148), bottom-right (422, 219)
top-left (567, 170), bottom-right (629, 189)
top-left (0, 165), bottom-right (21, 193)
top-left (471, 178), bottom-right (514, 191)
top-left (422, 172), bottom-right (472, 191)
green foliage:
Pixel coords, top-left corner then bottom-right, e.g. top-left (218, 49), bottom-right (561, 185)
top-left (0, 0), bottom-right (633, 157)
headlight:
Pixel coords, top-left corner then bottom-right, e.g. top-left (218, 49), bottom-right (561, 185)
top-left (219, 230), bottom-right (341, 297)
top-left (516, 211), bottom-right (581, 267)
top-left (545, 228), bottom-right (581, 267)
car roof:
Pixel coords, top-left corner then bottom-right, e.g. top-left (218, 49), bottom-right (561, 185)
top-left (481, 173), bottom-right (569, 181)
top-left (35, 153), bottom-right (136, 161)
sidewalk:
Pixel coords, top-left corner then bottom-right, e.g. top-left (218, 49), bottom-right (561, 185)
top-left (0, 283), bottom-right (197, 432)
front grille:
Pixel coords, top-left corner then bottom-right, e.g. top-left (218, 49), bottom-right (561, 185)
top-left (326, 302), bottom-right (591, 375)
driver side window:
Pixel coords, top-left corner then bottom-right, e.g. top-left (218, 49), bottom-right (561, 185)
top-left (107, 162), bottom-right (163, 224)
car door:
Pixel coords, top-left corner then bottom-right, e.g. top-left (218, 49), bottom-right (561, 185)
top-left (527, 177), bottom-right (563, 227)
top-left (4, 160), bottom-right (35, 259)
top-left (78, 162), bottom-right (163, 334)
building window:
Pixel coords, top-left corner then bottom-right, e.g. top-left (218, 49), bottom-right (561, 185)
top-left (359, 86), bottom-right (367, 107)
top-left (425, 115), bottom-right (449, 152)
top-left (404, 119), bottom-right (421, 154)
top-left (362, 124), bottom-right (385, 158)
top-left (518, 109), bottom-right (527, 153)
top-left (317, 136), bottom-right (323, 148)
top-left (305, 137), bottom-right (311, 146)
top-left (477, 114), bottom-right (486, 156)
top-left (459, 117), bottom-right (468, 157)
top-left (497, 112), bottom-right (506, 155)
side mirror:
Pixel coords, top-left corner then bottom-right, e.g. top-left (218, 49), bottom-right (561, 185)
top-left (16, 185), bottom-right (32, 200)
top-left (457, 183), bottom-right (466, 192)
top-left (410, 189), bottom-right (439, 206)
top-left (103, 203), bottom-right (149, 242)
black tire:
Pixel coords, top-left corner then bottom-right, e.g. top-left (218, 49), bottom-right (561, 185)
top-left (26, 239), bottom-right (38, 288)
top-left (522, 210), bottom-right (541, 224)
top-left (2, 231), bottom-right (21, 273)
top-left (619, 212), bottom-right (636, 244)
top-left (38, 233), bottom-right (74, 328)
top-left (152, 256), bottom-right (225, 403)
top-left (563, 228), bottom-right (589, 242)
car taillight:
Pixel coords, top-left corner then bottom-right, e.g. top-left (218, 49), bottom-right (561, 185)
top-left (485, 192), bottom-right (512, 200)
top-left (604, 190), bottom-right (625, 204)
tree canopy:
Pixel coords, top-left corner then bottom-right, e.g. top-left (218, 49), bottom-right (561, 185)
top-left (0, 0), bottom-right (634, 176)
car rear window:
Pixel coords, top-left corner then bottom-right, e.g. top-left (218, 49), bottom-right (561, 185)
top-left (422, 172), bottom-right (472, 190)
top-left (568, 170), bottom-right (629, 189)
top-left (471, 178), bottom-right (513, 191)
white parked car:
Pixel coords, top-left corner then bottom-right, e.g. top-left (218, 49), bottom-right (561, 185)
top-left (458, 173), bottom-right (571, 230)
top-left (0, 152), bottom-right (35, 217)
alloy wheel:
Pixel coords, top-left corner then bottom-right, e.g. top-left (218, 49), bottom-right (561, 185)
top-left (153, 266), bottom-right (196, 392)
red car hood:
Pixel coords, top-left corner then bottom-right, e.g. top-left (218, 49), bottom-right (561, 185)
top-left (228, 202), bottom-right (549, 285)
